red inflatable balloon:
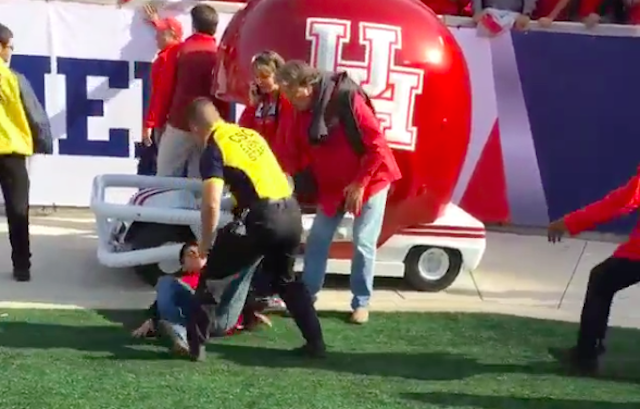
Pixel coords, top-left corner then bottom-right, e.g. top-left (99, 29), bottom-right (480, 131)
top-left (216, 0), bottom-right (472, 246)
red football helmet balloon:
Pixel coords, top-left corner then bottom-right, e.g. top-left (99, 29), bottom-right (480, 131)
top-left (216, 0), bottom-right (471, 245)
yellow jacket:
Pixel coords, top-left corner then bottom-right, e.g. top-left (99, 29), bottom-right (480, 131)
top-left (0, 61), bottom-right (33, 156)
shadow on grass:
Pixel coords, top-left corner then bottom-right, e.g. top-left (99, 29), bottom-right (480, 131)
top-left (2, 310), bottom-right (640, 385)
top-left (401, 392), bottom-right (640, 408)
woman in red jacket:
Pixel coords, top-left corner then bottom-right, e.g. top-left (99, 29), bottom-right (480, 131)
top-left (238, 51), bottom-right (295, 169)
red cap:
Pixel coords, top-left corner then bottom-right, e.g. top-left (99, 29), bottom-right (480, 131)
top-left (155, 17), bottom-right (183, 40)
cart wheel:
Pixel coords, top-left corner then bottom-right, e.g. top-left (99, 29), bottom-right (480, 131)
top-left (404, 245), bottom-right (463, 292)
top-left (128, 223), bottom-right (195, 286)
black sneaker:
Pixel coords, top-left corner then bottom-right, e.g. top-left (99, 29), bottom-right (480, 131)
top-left (291, 343), bottom-right (327, 359)
top-left (189, 345), bottom-right (207, 362)
top-left (548, 346), bottom-right (599, 377)
top-left (12, 269), bottom-right (30, 282)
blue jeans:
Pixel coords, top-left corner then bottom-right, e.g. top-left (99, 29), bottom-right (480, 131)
top-left (156, 275), bottom-right (195, 342)
top-left (302, 186), bottom-right (389, 310)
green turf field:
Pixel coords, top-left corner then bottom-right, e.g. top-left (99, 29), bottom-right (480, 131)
top-left (1, 309), bottom-right (639, 409)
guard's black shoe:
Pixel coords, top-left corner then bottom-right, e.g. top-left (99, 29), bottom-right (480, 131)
top-left (12, 269), bottom-right (31, 282)
top-left (291, 343), bottom-right (327, 359)
top-left (548, 346), bottom-right (599, 377)
top-left (189, 345), bottom-right (207, 362)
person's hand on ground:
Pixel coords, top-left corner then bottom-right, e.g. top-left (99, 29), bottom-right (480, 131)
top-left (142, 127), bottom-right (153, 147)
top-left (344, 183), bottom-right (364, 215)
top-left (254, 312), bottom-right (272, 327)
top-left (514, 14), bottom-right (531, 30)
top-left (132, 319), bottom-right (154, 338)
top-left (143, 3), bottom-right (160, 25)
top-left (547, 218), bottom-right (567, 243)
top-left (583, 13), bottom-right (600, 28)
top-left (538, 16), bottom-right (554, 28)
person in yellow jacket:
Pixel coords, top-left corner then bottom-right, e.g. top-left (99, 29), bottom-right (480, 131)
top-left (0, 23), bottom-right (52, 282)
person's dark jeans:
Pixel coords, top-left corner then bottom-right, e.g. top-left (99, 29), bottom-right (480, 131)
top-left (576, 257), bottom-right (640, 358)
top-left (0, 154), bottom-right (31, 271)
top-left (187, 198), bottom-right (324, 355)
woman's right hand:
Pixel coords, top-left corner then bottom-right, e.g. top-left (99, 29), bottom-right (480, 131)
top-left (248, 83), bottom-right (260, 106)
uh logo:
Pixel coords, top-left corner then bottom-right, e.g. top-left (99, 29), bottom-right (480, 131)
top-left (305, 18), bottom-right (424, 151)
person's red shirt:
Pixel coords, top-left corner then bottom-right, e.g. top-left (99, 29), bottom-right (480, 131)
top-left (577, 0), bottom-right (603, 18)
top-left (238, 92), bottom-right (295, 169)
top-left (532, 0), bottom-right (570, 20)
top-left (282, 93), bottom-right (401, 217)
top-left (144, 43), bottom-right (180, 130)
top-left (167, 33), bottom-right (229, 131)
top-left (564, 167), bottom-right (640, 260)
top-left (178, 270), bottom-right (200, 289)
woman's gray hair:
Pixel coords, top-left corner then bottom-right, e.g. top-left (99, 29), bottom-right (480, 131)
top-left (275, 60), bottom-right (321, 87)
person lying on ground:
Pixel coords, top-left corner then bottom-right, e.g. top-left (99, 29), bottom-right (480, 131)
top-left (547, 165), bottom-right (640, 376)
top-left (132, 241), bottom-right (271, 354)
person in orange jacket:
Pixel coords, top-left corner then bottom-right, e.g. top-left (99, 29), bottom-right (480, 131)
top-left (547, 166), bottom-right (640, 376)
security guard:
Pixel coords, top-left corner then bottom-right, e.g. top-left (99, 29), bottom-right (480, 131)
top-left (185, 97), bottom-right (326, 361)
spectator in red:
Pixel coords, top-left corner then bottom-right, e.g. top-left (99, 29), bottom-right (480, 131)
top-left (275, 61), bottom-right (402, 324)
top-left (156, 4), bottom-right (229, 178)
top-left (238, 51), bottom-right (294, 171)
top-left (141, 4), bottom-right (183, 149)
top-left (547, 166), bottom-right (640, 375)
top-left (576, 0), bottom-right (628, 27)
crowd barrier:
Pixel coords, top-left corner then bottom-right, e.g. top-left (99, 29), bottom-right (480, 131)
top-left (2, 0), bottom-right (639, 234)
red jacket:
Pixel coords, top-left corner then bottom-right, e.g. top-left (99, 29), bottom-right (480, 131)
top-left (238, 92), bottom-right (294, 169)
top-left (282, 93), bottom-right (401, 216)
top-left (167, 33), bottom-right (229, 131)
top-left (564, 167), bottom-right (640, 260)
top-left (144, 43), bottom-right (180, 130)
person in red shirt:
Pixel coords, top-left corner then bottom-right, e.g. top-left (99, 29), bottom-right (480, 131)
top-left (275, 61), bottom-right (402, 325)
top-left (547, 167), bottom-right (640, 375)
top-left (238, 51), bottom-right (291, 166)
top-left (141, 5), bottom-right (183, 149)
top-left (156, 4), bottom-right (229, 178)
top-left (132, 241), bottom-right (271, 355)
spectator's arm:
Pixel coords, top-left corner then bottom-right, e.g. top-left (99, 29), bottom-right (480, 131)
top-left (16, 72), bottom-right (53, 154)
top-left (351, 93), bottom-right (386, 188)
top-left (277, 103), bottom-right (308, 175)
top-left (545, 0), bottom-right (572, 19)
top-left (145, 45), bottom-right (179, 130)
top-left (578, 0), bottom-right (603, 17)
top-left (564, 171), bottom-right (640, 235)
top-left (522, 0), bottom-right (539, 15)
top-left (238, 105), bottom-right (257, 129)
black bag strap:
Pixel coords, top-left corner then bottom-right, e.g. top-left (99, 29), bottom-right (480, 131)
top-left (328, 73), bottom-right (375, 157)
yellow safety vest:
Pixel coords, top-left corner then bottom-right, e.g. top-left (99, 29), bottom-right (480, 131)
top-left (0, 61), bottom-right (33, 156)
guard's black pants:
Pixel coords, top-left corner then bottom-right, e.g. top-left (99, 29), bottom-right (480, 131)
top-left (0, 154), bottom-right (31, 271)
top-left (577, 257), bottom-right (640, 357)
top-left (187, 197), bottom-right (324, 352)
